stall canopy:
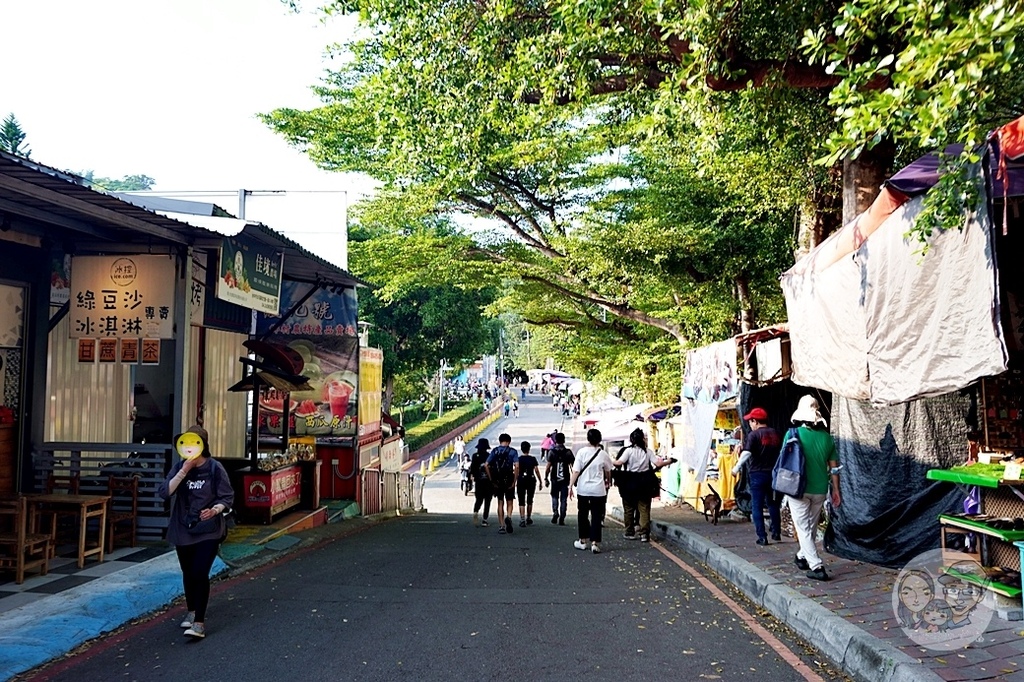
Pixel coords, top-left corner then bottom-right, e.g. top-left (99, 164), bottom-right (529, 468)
top-left (780, 115), bottom-right (1024, 568)
top-left (780, 115), bottom-right (1024, 406)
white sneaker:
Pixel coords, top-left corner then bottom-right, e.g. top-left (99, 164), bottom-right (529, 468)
top-left (184, 622), bottom-right (206, 639)
top-left (180, 612), bottom-right (195, 628)
top-left (591, 542), bottom-right (602, 554)
top-left (573, 540), bottom-right (588, 550)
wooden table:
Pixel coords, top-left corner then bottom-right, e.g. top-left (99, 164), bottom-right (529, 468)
top-left (28, 494), bottom-right (110, 568)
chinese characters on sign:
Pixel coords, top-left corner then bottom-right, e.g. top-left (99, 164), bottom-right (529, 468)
top-left (70, 255), bottom-right (175, 339)
top-left (215, 235), bottom-right (283, 315)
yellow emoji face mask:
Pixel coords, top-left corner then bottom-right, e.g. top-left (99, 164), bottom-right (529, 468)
top-left (176, 431), bottom-right (205, 460)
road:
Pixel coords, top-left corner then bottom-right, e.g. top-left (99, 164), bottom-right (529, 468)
top-left (23, 392), bottom-right (848, 682)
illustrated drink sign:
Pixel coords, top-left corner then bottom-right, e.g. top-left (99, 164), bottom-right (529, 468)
top-left (256, 282), bottom-right (360, 438)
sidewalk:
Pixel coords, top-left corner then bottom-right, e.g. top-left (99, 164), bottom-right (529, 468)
top-left (641, 500), bottom-right (1024, 682)
top-left (0, 510), bottom-right (379, 682)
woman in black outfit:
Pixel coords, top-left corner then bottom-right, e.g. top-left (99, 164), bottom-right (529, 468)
top-left (470, 438), bottom-right (493, 526)
top-left (158, 425), bottom-right (234, 639)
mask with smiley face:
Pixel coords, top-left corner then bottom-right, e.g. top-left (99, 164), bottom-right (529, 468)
top-left (175, 431), bottom-right (206, 460)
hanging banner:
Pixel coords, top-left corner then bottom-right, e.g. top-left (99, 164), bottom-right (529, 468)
top-left (682, 339), bottom-right (738, 404)
top-left (256, 282), bottom-right (360, 439)
top-left (216, 235), bottom-right (283, 315)
top-left (358, 347), bottom-right (383, 437)
top-left (70, 255), bottom-right (175, 339)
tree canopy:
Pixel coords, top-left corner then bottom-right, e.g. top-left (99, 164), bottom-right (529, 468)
top-left (0, 113), bottom-right (31, 157)
top-left (266, 0), bottom-right (1024, 401)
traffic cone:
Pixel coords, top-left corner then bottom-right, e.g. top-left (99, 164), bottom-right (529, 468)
top-left (420, 460), bottom-right (426, 476)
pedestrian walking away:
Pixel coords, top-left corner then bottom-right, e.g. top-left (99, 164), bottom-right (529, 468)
top-left (570, 428), bottom-right (612, 553)
top-left (611, 427), bottom-right (674, 543)
top-left (459, 451), bottom-right (473, 495)
top-left (511, 398), bottom-right (519, 418)
top-left (504, 400), bottom-right (511, 418)
top-left (732, 407), bottom-right (782, 546)
top-left (545, 432), bottom-right (574, 525)
top-left (470, 438), bottom-right (493, 526)
top-left (486, 433), bottom-right (520, 534)
top-left (787, 395), bottom-right (842, 581)
top-left (540, 431), bottom-right (555, 463)
top-left (157, 425), bottom-right (235, 640)
top-left (516, 441), bottom-right (542, 526)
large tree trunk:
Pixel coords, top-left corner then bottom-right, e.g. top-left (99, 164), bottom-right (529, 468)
top-left (843, 141), bottom-right (896, 224)
top-left (382, 375), bottom-right (395, 414)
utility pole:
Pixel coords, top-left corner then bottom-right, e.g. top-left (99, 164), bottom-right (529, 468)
top-left (498, 330), bottom-right (504, 385)
top-left (438, 359), bottom-right (444, 417)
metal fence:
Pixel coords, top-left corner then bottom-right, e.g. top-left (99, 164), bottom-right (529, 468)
top-left (361, 468), bottom-right (423, 516)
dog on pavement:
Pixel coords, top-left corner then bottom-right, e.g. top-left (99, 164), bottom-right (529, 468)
top-left (701, 484), bottom-right (722, 525)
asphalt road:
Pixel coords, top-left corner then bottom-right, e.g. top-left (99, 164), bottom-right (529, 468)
top-left (24, 392), bottom-right (844, 682)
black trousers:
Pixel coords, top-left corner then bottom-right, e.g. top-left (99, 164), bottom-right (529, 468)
top-left (577, 495), bottom-right (607, 543)
top-left (175, 538), bottom-right (221, 621)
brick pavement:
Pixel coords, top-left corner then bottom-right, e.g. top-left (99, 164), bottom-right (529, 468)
top-left (647, 500), bottom-right (1024, 682)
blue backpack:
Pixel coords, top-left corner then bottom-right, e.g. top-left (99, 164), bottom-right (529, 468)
top-left (772, 428), bottom-right (806, 498)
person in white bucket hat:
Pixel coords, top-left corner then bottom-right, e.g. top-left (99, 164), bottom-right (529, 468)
top-left (788, 395), bottom-right (841, 581)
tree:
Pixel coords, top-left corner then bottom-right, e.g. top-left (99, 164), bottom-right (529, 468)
top-left (78, 171), bottom-right (157, 192)
top-left (0, 113), bottom-right (31, 157)
top-left (347, 221), bottom-right (499, 408)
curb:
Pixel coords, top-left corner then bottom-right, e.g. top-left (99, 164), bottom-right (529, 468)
top-left (611, 509), bottom-right (941, 682)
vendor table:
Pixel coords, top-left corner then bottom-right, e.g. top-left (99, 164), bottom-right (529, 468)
top-left (927, 465), bottom-right (1024, 600)
top-left (241, 465), bottom-right (302, 524)
top-left (28, 493), bottom-right (109, 569)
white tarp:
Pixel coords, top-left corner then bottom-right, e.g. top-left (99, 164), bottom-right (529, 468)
top-left (781, 182), bottom-right (1006, 405)
top-left (666, 400), bottom-right (720, 481)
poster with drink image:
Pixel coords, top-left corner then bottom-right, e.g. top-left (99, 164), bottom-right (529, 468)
top-left (255, 282), bottom-right (360, 439)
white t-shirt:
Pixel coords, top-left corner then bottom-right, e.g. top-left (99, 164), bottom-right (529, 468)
top-left (573, 445), bottom-right (611, 497)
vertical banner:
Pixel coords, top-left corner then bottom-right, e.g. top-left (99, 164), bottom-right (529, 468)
top-left (682, 339), bottom-right (738, 404)
top-left (358, 347), bottom-right (383, 437)
top-left (256, 282), bottom-right (360, 438)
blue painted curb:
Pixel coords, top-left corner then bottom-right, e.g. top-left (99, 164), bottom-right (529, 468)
top-left (0, 553), bottom-right (228, 681)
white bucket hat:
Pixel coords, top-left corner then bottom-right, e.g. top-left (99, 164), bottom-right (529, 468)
top-left (791, 395), bottom-right (827, 427)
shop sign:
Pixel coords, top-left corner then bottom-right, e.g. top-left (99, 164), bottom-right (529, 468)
top-left (191, 253), bottom-right (206, 327)
top-left (243, 468), bottom-right (301, 513)
top-left (120, 338), bottom-right (139, 364)
top-left (77, 339), bottom-right (96, 363)
top-left (358, 347), bottom-right (383, 437)
top-left (255, 282), bottom-right (360, 439)
top-left (50, 253), bottom-right (71, 306)
top-left (380, 438), bottom-right (403, 473)
top-left (215, 235), bottom-right (283, 315)
top-left (98, 339), bottom-right (118, 363)
top-left (70, 255), bottom-right (175, 339)
top-left (141, 339), bottom-right (161, 365)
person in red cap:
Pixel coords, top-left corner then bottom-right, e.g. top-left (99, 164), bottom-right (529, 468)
top-left (733, 407), bottom-right (782, 546)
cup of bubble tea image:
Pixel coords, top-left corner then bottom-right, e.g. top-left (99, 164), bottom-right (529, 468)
top-left (328, 381), bottom-right (354, 420)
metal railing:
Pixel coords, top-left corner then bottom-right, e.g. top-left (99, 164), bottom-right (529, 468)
top-left (360, 468), bottom-right (424, 516)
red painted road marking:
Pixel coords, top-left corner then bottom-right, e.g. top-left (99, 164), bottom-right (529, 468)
top-left (652, 539), bottom-right (825, 682)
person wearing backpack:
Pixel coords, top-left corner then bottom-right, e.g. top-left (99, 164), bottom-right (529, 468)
top-left (733, 407), bottom-right (782, 546)
top-left (788, 395), bottom-right (841, 581)
top-left (544, 432), bottom-right (574, 525)
top-left (486, 433), bottom-right (520, 535)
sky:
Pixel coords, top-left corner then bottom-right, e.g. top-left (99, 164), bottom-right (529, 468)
top-left (0, 0), bottom-right (374, 268)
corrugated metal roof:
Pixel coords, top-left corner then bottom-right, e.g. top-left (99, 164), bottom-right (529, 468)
top-left (0, 151), bottom-right (363, 288)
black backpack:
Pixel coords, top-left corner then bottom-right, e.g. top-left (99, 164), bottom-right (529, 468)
top-left (491, 445), bottom-right (516, 486)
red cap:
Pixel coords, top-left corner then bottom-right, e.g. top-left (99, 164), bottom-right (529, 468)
top-left (743, 407), bottom-right (768, 421)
